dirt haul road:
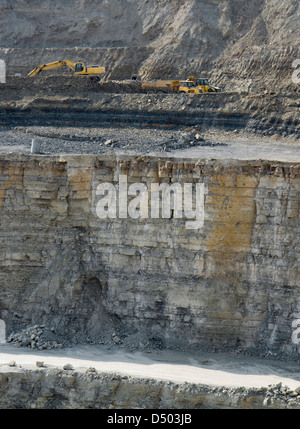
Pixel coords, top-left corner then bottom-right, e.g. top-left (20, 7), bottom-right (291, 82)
top-left (1, 343), bottom-right (300, 390)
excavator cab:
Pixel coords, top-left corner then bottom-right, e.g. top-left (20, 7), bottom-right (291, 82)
top-left (74, 63), bottom-right (85, 73)
top-left (75, 63), bottom-right (105, 80)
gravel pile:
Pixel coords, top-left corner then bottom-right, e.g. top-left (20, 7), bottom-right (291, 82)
top-left (264, 382), bottom-right (300, 407)
top-left (0, 125), bottom-right (224, 156)
top-left (7, 325), bottom-right (64, 350)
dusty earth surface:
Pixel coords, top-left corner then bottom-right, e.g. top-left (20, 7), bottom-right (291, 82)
top-left (1, 342), bottom-right (300, 390)
top-left (0, 125), bottom-right (299, 162)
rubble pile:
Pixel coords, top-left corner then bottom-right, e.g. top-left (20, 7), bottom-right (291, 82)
top-left (7, 325), bottom-right (64, 350)
top-left (264, 383), bottom-right (300, 408)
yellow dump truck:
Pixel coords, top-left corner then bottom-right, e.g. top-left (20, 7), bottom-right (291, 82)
top-left (178, 80), bottom-right (202, 94)
top-left (187, 76), bottom-right (220, 93)
top-left (142, 79), bottom-right (201, 94)
top-left (141, 80), bottom-right (179, 93)
top-left (28, 60), bottom-right (105, 81)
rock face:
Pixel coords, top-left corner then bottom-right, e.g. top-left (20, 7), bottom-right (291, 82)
top-left (0, 153), bottom-right (299, 357)
top-left (0, 0), bottom-right (299, 91)
top-left (1, 368), bottom-right (300, 409)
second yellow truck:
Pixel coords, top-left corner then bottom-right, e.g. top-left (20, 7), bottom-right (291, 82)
top-left (141, 79), bottom-right (202, 94)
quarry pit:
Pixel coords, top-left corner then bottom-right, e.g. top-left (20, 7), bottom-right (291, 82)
top-left (0, 81), bottom-right (299, 411)
top-left (0, 0), bottom-right (300, 411)
top-left (0, 74), bottom-right (300, 412)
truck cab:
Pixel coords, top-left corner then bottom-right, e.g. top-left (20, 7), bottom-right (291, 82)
top-left (194, 78), bottom-right (220, 93)
top-left (178, 80), bottom-right (202, 94)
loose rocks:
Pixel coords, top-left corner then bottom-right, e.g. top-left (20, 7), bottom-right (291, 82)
top-left (63, 363), bottom-right (74, 371)
top-left (7, 325), bottom-right (64, 350)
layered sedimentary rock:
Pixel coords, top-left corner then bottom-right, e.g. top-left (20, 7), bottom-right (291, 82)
top-left (1, 368), bottom-right (300, 409)
top-left (0, 153), bottom-right (299, 357)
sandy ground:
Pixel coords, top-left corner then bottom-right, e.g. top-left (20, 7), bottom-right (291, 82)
top-left (1, 343), bottom-right (300, 390)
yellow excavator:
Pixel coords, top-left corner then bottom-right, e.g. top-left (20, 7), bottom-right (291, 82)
top-left (28, 60), bottom-right (105, 81)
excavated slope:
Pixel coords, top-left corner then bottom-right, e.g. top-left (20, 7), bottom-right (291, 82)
top-left (0, 0), bottom-right (299, 92)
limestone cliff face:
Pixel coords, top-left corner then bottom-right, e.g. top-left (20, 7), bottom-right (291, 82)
top-left (0, 153), bottom-right (299, 357)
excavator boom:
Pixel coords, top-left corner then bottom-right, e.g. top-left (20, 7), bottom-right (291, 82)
top-left (28, 60), bottom-right (76, 77)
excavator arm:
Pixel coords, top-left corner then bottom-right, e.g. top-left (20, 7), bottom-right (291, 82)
top-left (28, 60), bottom-right (76, 77)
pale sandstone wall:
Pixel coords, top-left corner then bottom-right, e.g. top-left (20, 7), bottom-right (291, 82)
top-left (0, 154), bottom-right (299, 356)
